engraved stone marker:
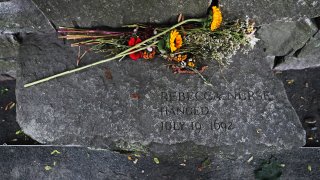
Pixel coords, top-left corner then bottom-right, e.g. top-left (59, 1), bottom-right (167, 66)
top-left (16, 33), bottom-right (305, 156)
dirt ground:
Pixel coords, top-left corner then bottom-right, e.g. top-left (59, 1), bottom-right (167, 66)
top-left (276, 67), bottom-right (320, 147)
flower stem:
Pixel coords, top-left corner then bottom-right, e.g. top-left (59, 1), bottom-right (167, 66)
top-left (24, 41), bottom-right (158, 88)
top-left (24, 18), bottom-right (206, 88)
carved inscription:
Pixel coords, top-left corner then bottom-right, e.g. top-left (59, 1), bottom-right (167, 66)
top-left (157, 90), bottom-right (273, 132)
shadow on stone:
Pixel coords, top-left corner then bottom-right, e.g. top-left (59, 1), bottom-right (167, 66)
top-left (0, 79), bottom-right (40, 145)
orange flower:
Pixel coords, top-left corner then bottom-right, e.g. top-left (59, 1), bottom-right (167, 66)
top-left (168, 54), bottom-right (187, 62)
top-left (170, 29), bottom-right (183, 52)
top-left (142, 48), bottom-right (156, 59)
top-left (211, 6), bottom-right (222, 31)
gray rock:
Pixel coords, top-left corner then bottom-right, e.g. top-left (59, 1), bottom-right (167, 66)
top-left (16, 33), bottom-right (305, 157)
top-left (258, 18), bottom-right (318, 56)
top-left (0, 146), bottom-right (320, 179)
top-left (298, 31), bottom-right (320, 58)
top-left (273, 30), bottom-right (320, 70)
top-left (0, 0), bottom-right (54, 33)
top-left (0, 34), bottom-right (19, 77)
top-left (220, 0), bottom-right (320, 24)
top-left (31, 0), bottom-right (209, 28)
top-left (268, 29), bottom-right (320, 70)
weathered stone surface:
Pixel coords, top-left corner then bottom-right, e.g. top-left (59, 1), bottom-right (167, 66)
top-left (0, 34), bottom-right (19, 59)
top-left (0, 0), bottom-right (53, 33)
top-left (298, 31), bottom-right (320, 58)
top-left (0, 34), bottom-right (19, 77)
top-left (0, 60), bottom-right (16, 78)
top-left (274, 31), bottom-right (320, 70)
top-left (0, 146), bottom-right (320, 179)
top-left (220, 0), bottom-right (320, 24)
top-left (258, 18), bottom-right (318, 56)
top-left (16, 33), bottom-right (305, 156)
top-left (31, 0), bottom-right (209, 28)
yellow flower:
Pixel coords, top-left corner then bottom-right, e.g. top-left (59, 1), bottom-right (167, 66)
top-left (187, 61), bottom-right (195, 68)
top-left (211, 6), bottom-right (222, 31)
top-left (170, 29), bottom-right (183, 52)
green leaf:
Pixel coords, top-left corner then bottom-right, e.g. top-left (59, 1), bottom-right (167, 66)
top-left (254, 159), bottom-right (283, 180)
top-left (0, 88), bottom-right (9, 95)
top-left (15, 130), bottom-right (23, 135)
top-left (308, 165), bottom-right (312, 172)
top-left (164, 34), bottom-right (171, 50)
top-left (157, 40), bottom-right (167, 54)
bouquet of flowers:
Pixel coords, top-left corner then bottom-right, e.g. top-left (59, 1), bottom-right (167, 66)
top-left (24, 5), bottom-right (258, 88)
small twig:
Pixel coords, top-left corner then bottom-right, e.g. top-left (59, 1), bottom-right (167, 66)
top-left (219, 65), bottom-right (230, 85)
top-left (58, 27), bottom-right (126, 35)
top-left (77, 46), bottom-right (81, 66)
top-left (59, 35), bottom-right (116, 40)
top-left (187, 67), bottom-right (213, 87)
top-left (5, 102), bottom-right (15, 111)
top-left (118, 55), bottom-right (126, 62)
top-left (77, 47), bottom-right (89, 66)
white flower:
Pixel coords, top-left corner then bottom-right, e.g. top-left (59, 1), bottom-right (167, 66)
top-left (246, 32), bottom-right (260, 49)
top-left (147, 47), bottom-right (153, 52)
top-left (181, 61), bottom-right (186, 68)
top-left (134, 27), bottom-right (139, 33)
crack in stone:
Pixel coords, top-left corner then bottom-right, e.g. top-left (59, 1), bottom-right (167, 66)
top-left (273, 49), bottom-right (294, 69)
top-left (312, 16), bottom-right (320, 29)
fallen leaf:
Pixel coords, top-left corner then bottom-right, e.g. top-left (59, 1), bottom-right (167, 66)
top-left (15, 130), bottom-right (23, 135)
top-left (0, 88), bottom-right (9, 95)
top-left (308, 165), bottom-right (312, 172)
top-left (44, 165), bottom-right (52, 171)
top-left (286, 79), bottom-right (294, 85)
top-left (51, 150), bottom-right (61, 155)
top-left (4, 102), bottom-right (15, 111)
top-left (130, 93), bottom-right (140, 100)
top-left (153, 157), bottom-right (160, 164)
top-left (247, 156), bottom-right (254, 163)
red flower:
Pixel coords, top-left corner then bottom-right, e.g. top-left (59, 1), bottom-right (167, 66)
top-left (128, 37), bottom-right (142, 60)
